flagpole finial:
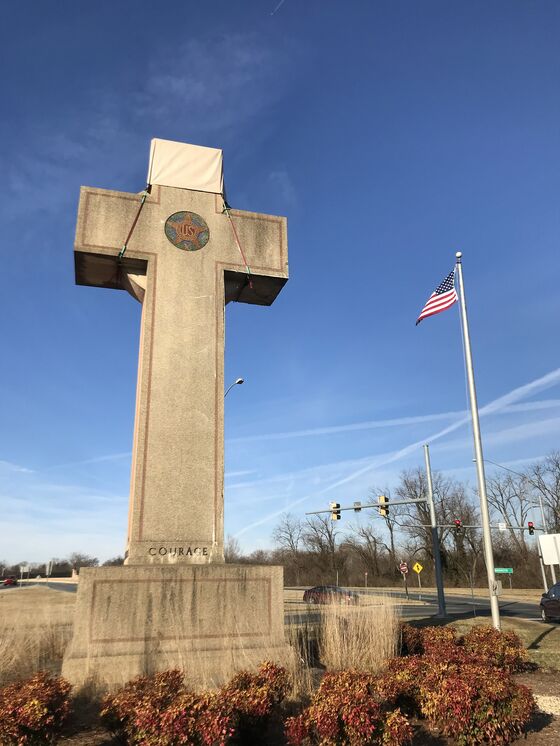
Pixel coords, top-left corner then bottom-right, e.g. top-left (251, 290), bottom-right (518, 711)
top-left (455, 251), bottom-right (462, 261)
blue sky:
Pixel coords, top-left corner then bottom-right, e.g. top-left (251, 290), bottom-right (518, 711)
top-left (1, 1), bottom-right (560, 563)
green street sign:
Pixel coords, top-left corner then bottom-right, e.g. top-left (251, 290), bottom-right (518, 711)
top-left (495, 567), bottom-right (513, 574)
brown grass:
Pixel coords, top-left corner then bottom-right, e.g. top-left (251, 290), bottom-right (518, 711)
top-left (0, 587), bottom-right (74, 685)
top-left (317, 601), bottom-right (399, 673)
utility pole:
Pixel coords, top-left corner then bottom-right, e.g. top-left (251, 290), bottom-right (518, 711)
top-left (424, 444), bottom-right (446, 617)
top-left (455, 252), bottom-right (500, 629)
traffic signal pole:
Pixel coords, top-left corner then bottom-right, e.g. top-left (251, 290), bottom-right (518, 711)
top-left (424, 445), bottom-right (446, 617)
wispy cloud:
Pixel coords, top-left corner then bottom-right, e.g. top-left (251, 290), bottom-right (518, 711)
top-left (136, 33), bottom-right (298, 139)
top-left (438, 417), bottom-right (560, 455)
top-left (234, 367), bottom-right (560, 536)
top-left (267, 170), bottom-right (297, 207)
top-left (229, 398), bottom-right (560, 444)
top-left (3, 32), bottom-right (301, 226)
top-left (45, 452), bottom-right (131, 471)
top-left (270, 0), bottom-right (287, 16)
top-left (0, 460), bottom-right (33, 474)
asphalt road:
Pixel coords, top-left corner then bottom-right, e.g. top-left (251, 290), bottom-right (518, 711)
top-left (3, 582), bottom-right (545, 624)
top-left (285, 588), bottom-right (544, 626)
top-left (0, 581), bottom-right (78, 593)
top-left (383, 589), bottom-right (542, 623)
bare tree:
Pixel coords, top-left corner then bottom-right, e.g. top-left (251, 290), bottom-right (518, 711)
top-left (530, 452), bottom-right (560, 532)
top-left (68, 552), bottom-right (99, 571)
top-left (394, 469), bottom-right (469, 558)
top-left (102, 556), bottom-right (125, 566)
top-left (303, 515), bottom-right (342, 576)
top-left (272, 513), bottom-right (304, 583)
top-left (486, 473), bottom-right (531, 555)
top-left (368, 486), bottom-right (400, 564)
top-left (224, 535), bottom-right (243, 563)
top-left (343, 523), bottom-right (383, 579)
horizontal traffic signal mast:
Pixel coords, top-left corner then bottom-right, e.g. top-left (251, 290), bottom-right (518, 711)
top-left (306, 495), bottom-right (428, 519)
top-left (306, 503), bottom-right (543, 534)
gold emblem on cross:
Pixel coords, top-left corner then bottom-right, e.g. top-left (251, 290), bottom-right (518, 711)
top-left (164, 211), bottom-right (210, 251)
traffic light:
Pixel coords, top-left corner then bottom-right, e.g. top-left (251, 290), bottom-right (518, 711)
top-left (454, 519), bottom-right (463, 535)
top-left (330, 502), bottom-right (341, 521)
top-left (528, 521), bottom-right (535, 536)
top-left (378, 494), bottom-right (389, 517)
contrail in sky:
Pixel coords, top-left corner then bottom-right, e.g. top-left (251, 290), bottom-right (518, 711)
top-left (234, 367), bottom-right (560, 537)
top-left (45, 452), bottom-right (131, 471)
top-left (270, 0), bottom-right (287, 16)
top-left (228, 399), bottom-right (560, 444)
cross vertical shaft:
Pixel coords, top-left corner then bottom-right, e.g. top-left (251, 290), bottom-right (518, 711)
top-left (74, 184), bottom-right (288, 565)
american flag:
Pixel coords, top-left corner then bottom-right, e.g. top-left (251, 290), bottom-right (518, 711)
top-left (416, 270), bottom-right (458, 325)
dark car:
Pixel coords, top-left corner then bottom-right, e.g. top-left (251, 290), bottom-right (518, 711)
top-left (2, 576), bottom-right (18, 587)
top-left (303, 585), bottom-right (360, 605)
top-left (540, 582), bottom-right (560, 621)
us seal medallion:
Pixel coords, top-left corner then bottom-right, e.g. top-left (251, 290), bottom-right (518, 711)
top-left (164, 211), bottom-right (210, 252)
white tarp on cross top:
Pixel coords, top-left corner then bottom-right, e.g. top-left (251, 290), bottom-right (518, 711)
top-left (147, 138), bottom-right (224, 194)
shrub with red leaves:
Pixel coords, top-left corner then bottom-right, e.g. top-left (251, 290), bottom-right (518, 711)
top-left (462, 625), bottom-right (529, 672)
top-left (398, 623), bottom-right (423, 656)
top-left (284, 671), bottom-right (412, 746)
top-left (160, 690), bottom-right (236, 746)
top-left (100, 662), bottom-right (289, 746)
top-left (221, 661), bottom-right (290, 743)
top-left (420, 625), bottom-right (458, 658)
top-left (377, 652), bottom-right (535, 745)
top-left (400, 623), bottom-right (529, 672)
top-left (100, 669), bottom-right (186, 743)
top-left (375, 655), bottom-right (427, 714)
top-left (224, 661), bottom-right (289, 718)
top-left (418, 660), bottom-right (535, 744)
top-left (0, 672), bottom-right (72, 745)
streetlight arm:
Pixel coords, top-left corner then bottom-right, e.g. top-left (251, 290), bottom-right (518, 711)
top-left (224, 378), bottom-right (244, 398)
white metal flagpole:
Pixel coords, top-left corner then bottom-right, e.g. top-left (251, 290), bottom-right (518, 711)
top-left (454, 251), bottom-right (501, 630)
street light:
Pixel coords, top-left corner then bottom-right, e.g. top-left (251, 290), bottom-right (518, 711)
top-left (224, 378), bottom-right (244, 398)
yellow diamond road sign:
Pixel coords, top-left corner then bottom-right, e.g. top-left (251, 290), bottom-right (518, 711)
top-left (413, 562), bottom-right (423, 574)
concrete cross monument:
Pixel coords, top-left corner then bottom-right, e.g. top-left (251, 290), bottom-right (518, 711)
top-left (62, 139), bottom-right (290, 689)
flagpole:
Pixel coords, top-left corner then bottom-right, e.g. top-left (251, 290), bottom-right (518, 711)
top-left (455, 251), bottom-right (501, 630)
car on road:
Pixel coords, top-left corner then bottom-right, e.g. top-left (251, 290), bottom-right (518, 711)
top-left (303, 585), bottom-right (360, 605)
top-left (2, 576), bottom-right (18, 587)
top-left (540, 582), bottom-right (560, 621)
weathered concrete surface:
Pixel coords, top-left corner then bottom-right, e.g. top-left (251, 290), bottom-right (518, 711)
top-left (73, 185), bottom-right (288, 565)
top-left (62, 564), bottom-right (290, 690)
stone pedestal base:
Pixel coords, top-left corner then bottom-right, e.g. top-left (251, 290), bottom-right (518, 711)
top-left (62, 564), bottom-right (291, 691)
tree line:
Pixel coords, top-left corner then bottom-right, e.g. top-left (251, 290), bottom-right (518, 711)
top-left (0, 552), bottom-right (124, 578)
top-left (228, 451), bottom-right (560, 589)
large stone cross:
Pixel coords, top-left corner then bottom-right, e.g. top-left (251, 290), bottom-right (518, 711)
top-left (74, 183), bottom-right (288, 565)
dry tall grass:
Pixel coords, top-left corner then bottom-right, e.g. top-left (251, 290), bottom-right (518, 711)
top-left (317, 600), bottom-right (399, 674)
top-left (0, 586), bottom-right (399, 699)
top-left (284, 598), bottom-right (400, 699)
top-left (0, 588), bottom-right (75, 685)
